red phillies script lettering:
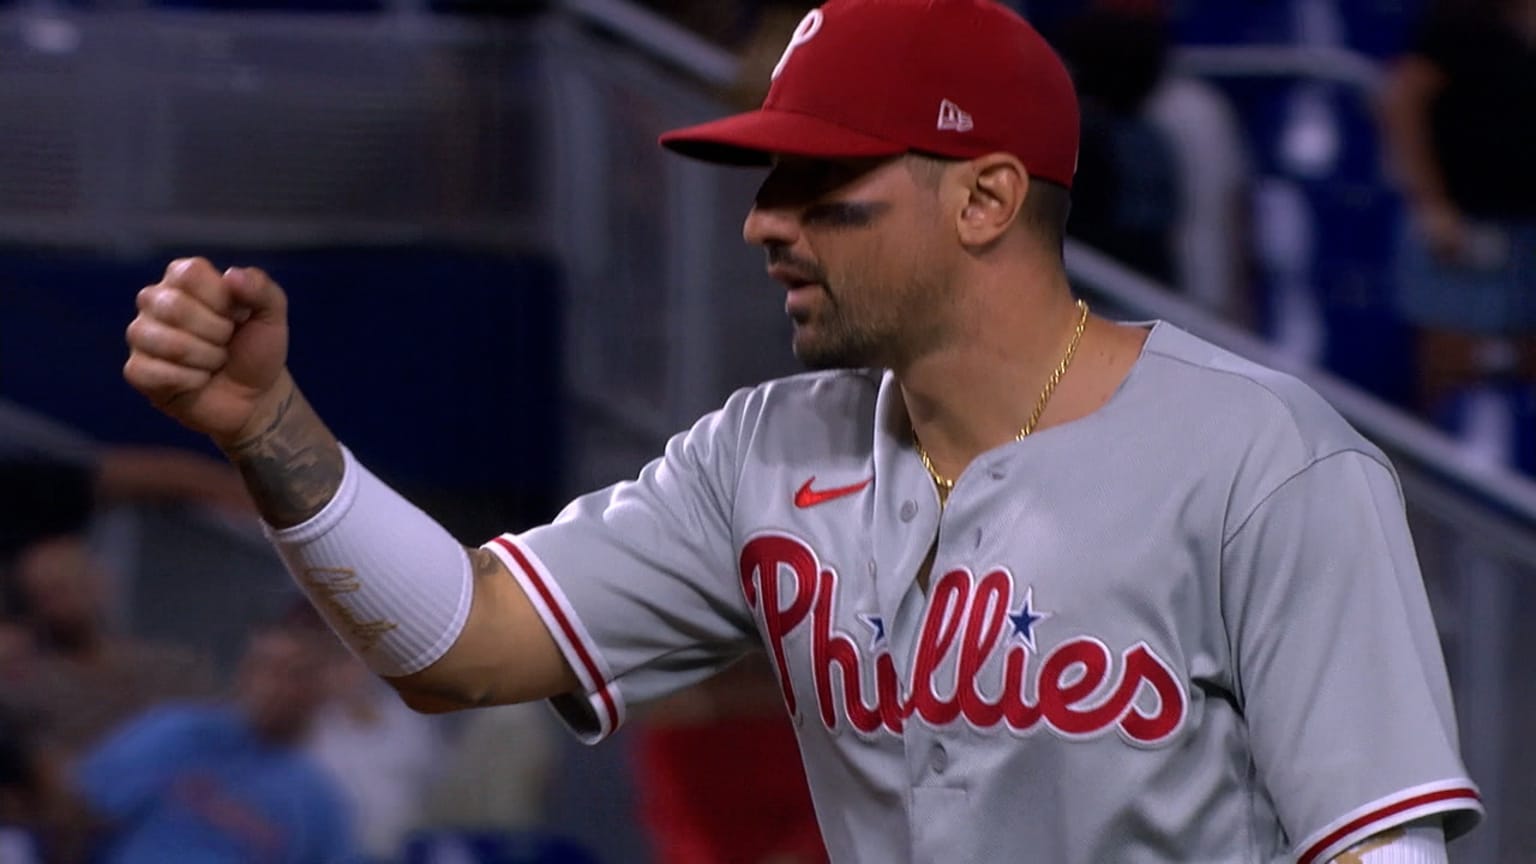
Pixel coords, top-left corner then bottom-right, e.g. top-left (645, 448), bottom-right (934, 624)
top-left (739, 533), bottom-right (1186, 743)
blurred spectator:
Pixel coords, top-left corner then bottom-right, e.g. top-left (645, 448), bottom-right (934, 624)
top-left (3, 531), bottom-right (221, 860)
top-left (306, 644), bottom-right (445, 863)
top-left (1057, 2), bottom-right (1181, 283)
top-left (1146, 71), bottom-right (1256, 325)
top-left (0, 398), bottom-right (252, 860)
top-left (1379, 0), bottom-right (1536, 416)
top-left (0, 534), bottom-right (217, 758)
top-left (68, 612), bottom-right (354, 864)
top-left (631, 657), bottom-right (827, 864)
top-left (417, 703), bottom-right (556, 835)
top-left (0, 532), bottom-right (221, 862)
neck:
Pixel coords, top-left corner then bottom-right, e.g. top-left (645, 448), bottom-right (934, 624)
top-left (896, 264), bottom-right (1141, 483)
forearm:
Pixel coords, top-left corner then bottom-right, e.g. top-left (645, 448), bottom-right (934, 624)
top-left (388, 545), bottom-right (580, 709)
top-left (256, 441), bottom-right (577, 700)
top-left (210, 372), bottom-right (573, 703)
top-left (217, 371), bottom-right (344, 528)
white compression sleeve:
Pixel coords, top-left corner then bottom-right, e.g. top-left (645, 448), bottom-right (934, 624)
top-left (265, 445), bottom-right (473, 677)
top-left (1332, 819), bottom-right (1446, 864)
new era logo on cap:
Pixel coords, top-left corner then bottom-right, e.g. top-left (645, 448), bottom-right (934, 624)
top-left (936, 99), bottom-right (974, 133)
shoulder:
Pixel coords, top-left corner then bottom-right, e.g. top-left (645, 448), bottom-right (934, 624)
top-left (724, 369), bottom-right (880, 420)
top-left (99, 703), bottom-right (230, 751)
top-left (1134, 322), bottom-right (1391, 483)
top-left (697, 369), bottom-right (881, 447)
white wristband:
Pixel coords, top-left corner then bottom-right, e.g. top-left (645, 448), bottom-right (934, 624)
top-left (266, 445), bottom-right (473, 677)
top-left (1333, 819), bottom-right (1446, 864)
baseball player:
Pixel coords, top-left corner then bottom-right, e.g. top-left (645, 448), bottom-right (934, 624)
top-left (122, 0), bottom-right (1482, 861)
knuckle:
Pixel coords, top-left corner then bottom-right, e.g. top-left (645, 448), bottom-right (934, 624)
top-left (138, 284), bottom-right (185, 321)
top-left (148, 286), bottom-right (186, 321)
top-left (124, 316), bottom-right (151, 347)
top-left (128, 319), bottom-right (184, 362)
top-left (167, 256), bottom-right (212, 281)
top-left (123, 355), bottom-right (161, 391)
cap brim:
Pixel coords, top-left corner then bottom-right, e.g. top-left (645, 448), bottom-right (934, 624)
top-left (659, 108), bottom-right (908, 165)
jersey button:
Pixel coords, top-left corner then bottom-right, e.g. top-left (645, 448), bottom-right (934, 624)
top-left (899, 500), bottom-right (918, 522)
top-left (930, 743), bottom-right (949, 774)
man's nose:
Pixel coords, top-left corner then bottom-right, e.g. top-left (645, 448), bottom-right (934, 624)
top-left (743, 203), bottom-right (801, 248)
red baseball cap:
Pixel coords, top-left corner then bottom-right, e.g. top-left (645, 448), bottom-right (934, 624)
top-left (659, 0), bottom-right (1081, 188)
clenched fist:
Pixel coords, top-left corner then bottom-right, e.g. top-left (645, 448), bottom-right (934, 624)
top-left (124, 258), bottom-right (291, 449)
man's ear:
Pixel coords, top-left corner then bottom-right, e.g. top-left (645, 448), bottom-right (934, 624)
top-left (954, 154), bottom-right (1029, 247)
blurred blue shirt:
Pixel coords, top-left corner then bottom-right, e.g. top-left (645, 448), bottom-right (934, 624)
top-left (76, 705), bottom-right (353, 864)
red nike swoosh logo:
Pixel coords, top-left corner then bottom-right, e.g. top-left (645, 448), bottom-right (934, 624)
top-left (795, 476), bottom-right (873, 509)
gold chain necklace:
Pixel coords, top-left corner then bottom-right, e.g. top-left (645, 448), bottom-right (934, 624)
top-left (914, 299), bottom-right (1089, 503)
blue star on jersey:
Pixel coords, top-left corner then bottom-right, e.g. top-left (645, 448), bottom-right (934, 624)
top-left (1009, 586), bottom-right (1051, 650)
top-left (859, 613), bottom-right (886, 648)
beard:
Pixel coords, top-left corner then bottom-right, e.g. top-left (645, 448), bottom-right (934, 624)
top-left (769, 244), bottom-right (948, 371)
top-left (790, 275), bottom-right (948, 371)
top-left (791, 300), bottom-right (887, 370)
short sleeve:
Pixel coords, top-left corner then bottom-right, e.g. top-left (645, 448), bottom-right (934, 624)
top-left (483, 389), bottom-right (760, 743)
top-left (1220, 450), bottom-right (1482, 863)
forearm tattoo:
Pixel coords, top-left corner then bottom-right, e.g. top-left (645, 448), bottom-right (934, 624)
top-left (226, 385), bottom-right (344, 528)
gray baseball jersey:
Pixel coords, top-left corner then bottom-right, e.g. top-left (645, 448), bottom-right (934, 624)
top-left (483, 321), bottom-right (1482, 863)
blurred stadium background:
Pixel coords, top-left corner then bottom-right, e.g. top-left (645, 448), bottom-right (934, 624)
top-left (0, 0), bottom-right (1532, 862)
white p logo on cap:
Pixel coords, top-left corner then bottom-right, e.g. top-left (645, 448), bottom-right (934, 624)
top-left (772, 9), bottom-right (824, 81)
